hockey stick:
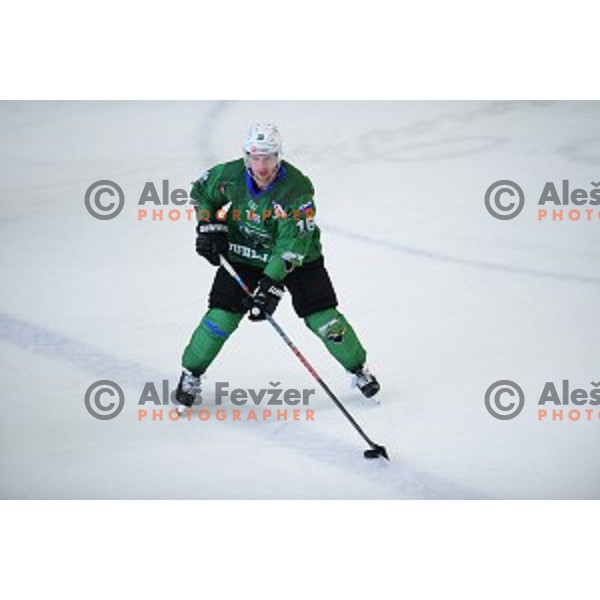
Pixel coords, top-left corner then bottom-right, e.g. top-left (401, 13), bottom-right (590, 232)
top-left (219, 255), bottom-right (389, 461)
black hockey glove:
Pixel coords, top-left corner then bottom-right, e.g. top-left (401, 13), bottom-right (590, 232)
top-left (195, 220), bottom-right (228, 266)
top-left (246, 276), bottom-right (285, 321)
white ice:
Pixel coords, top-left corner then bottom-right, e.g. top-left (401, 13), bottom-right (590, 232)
top-left (1, 101), bottom-right (599, 499)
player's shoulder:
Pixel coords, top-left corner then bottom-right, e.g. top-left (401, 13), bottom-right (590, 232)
top-left (219, 158), bottom-right (246, 178)
top-left (195, 158), bottom-right (245, 185)
top-left (280, 160), bottom-right (314, 196)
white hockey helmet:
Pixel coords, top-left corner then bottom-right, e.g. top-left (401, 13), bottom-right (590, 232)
top-left (243, 123), bottom-right (283, 161)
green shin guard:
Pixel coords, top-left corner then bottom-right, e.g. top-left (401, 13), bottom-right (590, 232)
top-left (182, 308), bottom-right (243, 376)
top-left (305, 308), bottom-right (367, 373)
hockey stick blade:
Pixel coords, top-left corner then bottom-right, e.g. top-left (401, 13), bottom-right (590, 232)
top-left (363, 444), bottom-right (390, 461)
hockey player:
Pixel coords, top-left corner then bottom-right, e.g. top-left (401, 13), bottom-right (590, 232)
top-left (175, 123), bottom-right (380, 407)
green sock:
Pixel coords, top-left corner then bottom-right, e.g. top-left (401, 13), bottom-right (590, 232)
top-left (305, 308), bottom-right (367, 372)
top-left (182, 308), bottom-right (243, 376)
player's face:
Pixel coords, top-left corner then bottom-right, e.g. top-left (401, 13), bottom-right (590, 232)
top-left (247, 153), bottom-right (279, 187)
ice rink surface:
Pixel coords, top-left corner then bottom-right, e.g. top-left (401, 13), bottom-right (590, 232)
top-left (1, 100), bottom-right (599, 499)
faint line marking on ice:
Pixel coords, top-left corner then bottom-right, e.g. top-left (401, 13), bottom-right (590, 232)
top-left (295, 102), bottom-right (557, 168)
top-left (0, 312), bottom-right (476, 498)
top-left (323, 224), bottom-right (600, 285)
top-left (0, 312), bottom-right (165, 388)
top-left (265, 422), bottom-right (484, 499)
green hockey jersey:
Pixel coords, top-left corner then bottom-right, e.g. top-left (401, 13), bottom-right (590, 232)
top-left (190, 158), bottom-right (323, 281)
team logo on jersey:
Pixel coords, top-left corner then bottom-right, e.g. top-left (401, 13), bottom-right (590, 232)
top-left (239, 224), bottom-right (272, 248)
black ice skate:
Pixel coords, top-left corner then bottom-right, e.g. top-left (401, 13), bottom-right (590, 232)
top-left (175, 369), bottom-right (202, 410)
top-left (352, 365), bottom-right (381, 399)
